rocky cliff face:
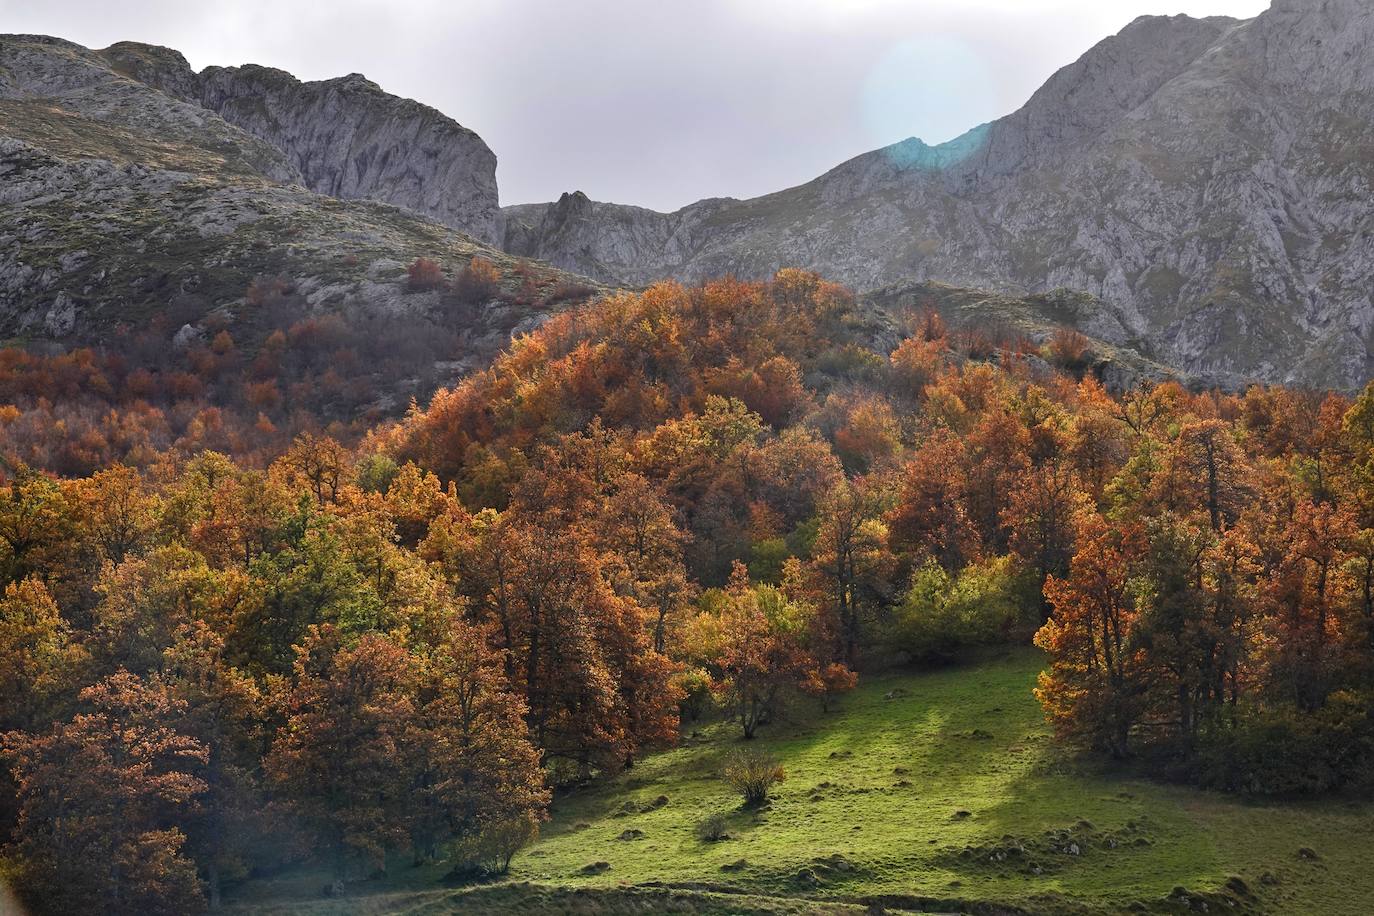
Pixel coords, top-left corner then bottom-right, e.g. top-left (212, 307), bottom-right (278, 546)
top-left (98, 41), bottom-right (501, 244)
top-left (504, 0), bottom-right (1374, 390)
top-left (0, 34), bottom-right (592, 377)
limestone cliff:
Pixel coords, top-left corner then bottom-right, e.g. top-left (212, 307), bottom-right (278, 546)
top-left (101, 40), bottom-right (501, 244)
top-left (504, 0), bottom-right (1374, 389)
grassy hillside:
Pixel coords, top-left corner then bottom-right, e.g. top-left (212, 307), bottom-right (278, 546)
top-left (230, 650), bottom-right (1374, 914)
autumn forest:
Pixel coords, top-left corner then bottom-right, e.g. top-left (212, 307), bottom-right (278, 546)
top-left (2, 268), bottom-right (1373, 913)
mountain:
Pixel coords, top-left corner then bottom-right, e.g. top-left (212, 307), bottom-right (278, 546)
top-left (0, 34), bottom-right (594, 379)
top-left (7, 0), bottom-right (1372, 394)
top-left (101, 41), bottom-right (501, 244)
top-left (503, 0), bottom-right (1374, 390)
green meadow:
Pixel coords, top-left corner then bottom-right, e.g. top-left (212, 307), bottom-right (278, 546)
top-left (232, 650), bottom-right (1374, 914)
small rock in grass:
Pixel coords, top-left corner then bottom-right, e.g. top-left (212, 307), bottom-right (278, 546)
top-left (1224, 875), bottom-right (1250, 897)
top-left (720, 859), bottom-right (748, 872)
top-left (617, 829), bottom-right (644, 841)
top-left (954, 809), bottom-right (972, 819)
top-left (893, 767), bottom-right (909, 775)
top-left (795, 867), bottom-right (820, 886)
top-left (579, 861), bottom-right (611, 875)
top-left (1260, 872), bottom-right (1280, 886)
top-left (815, 853), bottom-right (855, 873)
top-left (1298, 847), bottom-right (1320, 860)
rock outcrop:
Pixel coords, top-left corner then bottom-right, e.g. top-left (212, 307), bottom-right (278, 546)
top-left (99, 40), bottom-right (501, 244)
top-left (504, 0), bottom-right (1374, 390)
top-left (0, 33), bottom-right (593, 372)
top-left (196, 63), bottom-right (500, 245)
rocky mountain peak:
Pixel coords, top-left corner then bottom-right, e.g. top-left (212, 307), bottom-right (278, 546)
top-left (88, 40), bottom-right (503, 244)
top-left (100, 40), bottom-right (198, 101)
top-left (495, 0), bottom-right (1374, 390)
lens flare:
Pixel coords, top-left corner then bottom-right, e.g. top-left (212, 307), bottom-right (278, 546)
top-left (861, 34), bottom-right (1000, 151)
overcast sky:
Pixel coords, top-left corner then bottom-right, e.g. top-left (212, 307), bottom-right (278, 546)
top-left (4, 0), bottom-right (1269, 210)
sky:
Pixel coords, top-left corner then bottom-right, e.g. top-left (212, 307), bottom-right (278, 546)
top-left (3, 0), bottom-right (1270, 211)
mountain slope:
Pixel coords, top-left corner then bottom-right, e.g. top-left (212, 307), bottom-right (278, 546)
top-left (101, 41), bottom-right (501, 244)
top-left (0, 34), bottom-right (588, 358)
top-left (503, 0), bottom-right (1374, 389)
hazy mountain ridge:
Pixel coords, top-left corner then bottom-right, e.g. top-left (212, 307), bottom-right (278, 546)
top-left (504, 0), bottom-right (1374, 389)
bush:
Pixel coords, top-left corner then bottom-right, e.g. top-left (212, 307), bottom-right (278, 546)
top-left (246, 274), bottom-right (290, 306)
top-left (546, 280), bottom-right (597, 304)
top-left (407, 257), bottom-right (445, 292)
top-left (1047, 326), bottom-right (1091, 371)
top-left (889, 557), bottom-right (1024, 664)
top-left (673, 667), bottom-right (714, 722)
top-left (452, 256), bottom-right (501, 304)
top-left (696, 812), bottom-right (730, 842)
top-left (448, 815), bottom-right (539, 880)
top-left (721, 749), bottom-right (784, 806)
top-left (1193, 693), bottom-right (1374, 796)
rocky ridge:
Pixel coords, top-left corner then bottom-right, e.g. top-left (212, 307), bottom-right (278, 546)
top-left (100, 41), bottom-right (501, 244)
top-left (503, 0), bottom-right (1374, 390)
top-left (0, 34), bottom-right (594, 381)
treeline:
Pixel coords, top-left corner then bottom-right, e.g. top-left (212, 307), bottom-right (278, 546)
top-left (2, 271), bottom-right (1372, 913)
top-left (0, 257), bottom-right (594, 476)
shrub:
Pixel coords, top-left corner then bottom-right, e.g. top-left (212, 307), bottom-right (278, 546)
top-left (1193, 693), bottom-right (1374, 795)
top-left (696, 812), bottom-right (730, 842)
top-left (407, 257), bottom-right (445, 292)
top-left (1047, 326), bottom-right (1091, 371)
top-left (452, 256), bottom-right (501, 304)
top-left (721, 749), bottom-right (784, 806)
top-left (546, 280), bottom-right (597, 304)
top-left (246, 274), bottom-right (290, 306)
top-left (673, 667), bottom-right (714, 722)
top-left (803, 662), bottom-right (858, 712)
top-left (889, 557), bottom-right (1024, 664)
top-left (448, 815), bottom-right (539, 880)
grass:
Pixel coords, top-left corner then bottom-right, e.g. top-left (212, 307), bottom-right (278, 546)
top-left (231, 649), bottom-right (1374, 914)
